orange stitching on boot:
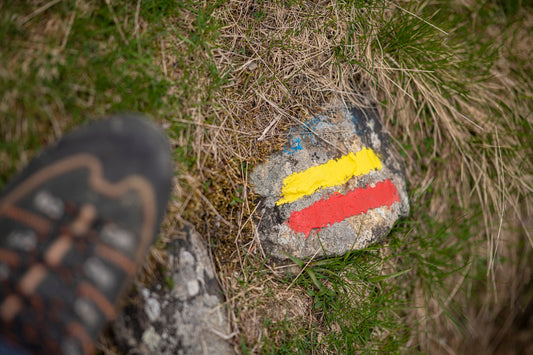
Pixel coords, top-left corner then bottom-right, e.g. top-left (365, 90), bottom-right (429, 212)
top-left (1, 205), bottom-right (51, 236)
top-left (86, 168), bottom-right (156, 264)
top-left (67, 321), bottom-right (95, 355)
top-left (19, 264), bottom-right (47, 295)
top-left (78, 282), bottom-right (116, 320)
top-left (44, 236), bottom-right (72, 267)
top-left (95, 244), bottom-right (136, 275)
top-left (0, 294), bottom-right (23, 322)
top-left (70, 204), bottom-right (97, 236)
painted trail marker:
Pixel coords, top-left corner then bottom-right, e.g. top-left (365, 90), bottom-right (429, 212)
top-left (276, 148), bottom-right (383, 206)
top-left (287, 179), bottom-right (401, 238)
top-left (250, 105), bottom-right (409, 263)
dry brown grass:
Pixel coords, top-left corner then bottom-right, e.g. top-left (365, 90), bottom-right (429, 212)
top-left (156, 0), bottom-right (533, 352)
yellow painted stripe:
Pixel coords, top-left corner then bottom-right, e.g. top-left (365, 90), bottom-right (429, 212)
top-left (276, 147), bottom-right (382, 206)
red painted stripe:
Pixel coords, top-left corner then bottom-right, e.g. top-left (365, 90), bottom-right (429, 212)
top-left (287, 179), bottom-right (400, 238)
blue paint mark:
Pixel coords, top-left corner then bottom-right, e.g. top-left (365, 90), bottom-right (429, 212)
top-left (283, 136), bottom-right (303, 155)
top-left (300, 115), bottom-right (325, 144)
top-left (305, 115), bottom-right (322, 131)
top-left (284, 114), bottom-right (341, 153)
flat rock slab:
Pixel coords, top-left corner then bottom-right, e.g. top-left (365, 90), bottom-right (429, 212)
top-left (251, 105), bottom-right (409, 262)
top-left (113, 221), bottom-right (234, 355)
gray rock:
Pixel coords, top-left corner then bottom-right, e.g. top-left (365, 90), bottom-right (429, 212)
top-left (250, 105), bottom-right (409, 262)
top-left (113, 221), bottom-right (234, 355)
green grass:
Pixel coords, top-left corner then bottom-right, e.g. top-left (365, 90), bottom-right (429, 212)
top-left (249, 192), bottom-right (481, 353)
top-left (0, 1), bottom-right (175, 187)
top-left (0, 0), bottom-right (225, 187)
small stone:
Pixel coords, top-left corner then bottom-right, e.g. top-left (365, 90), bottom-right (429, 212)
top-left (141, 326), bottom-right (161, 353)
top-left (113, 221), bottom-right (234, 355)
top-left (187, 279), bottom-right (200, 297)
top-left (250, 105), bottom-right (409, 262)
top-left (144, 296), bottom-right (161, 323)
top-left (246, 61), bottom-right (258, 71)
top-left (181, 250), bottom-right (195, 265)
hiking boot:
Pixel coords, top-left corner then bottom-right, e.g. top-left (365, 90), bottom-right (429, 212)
top-left (0, 114), bottom-right (173, 354)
